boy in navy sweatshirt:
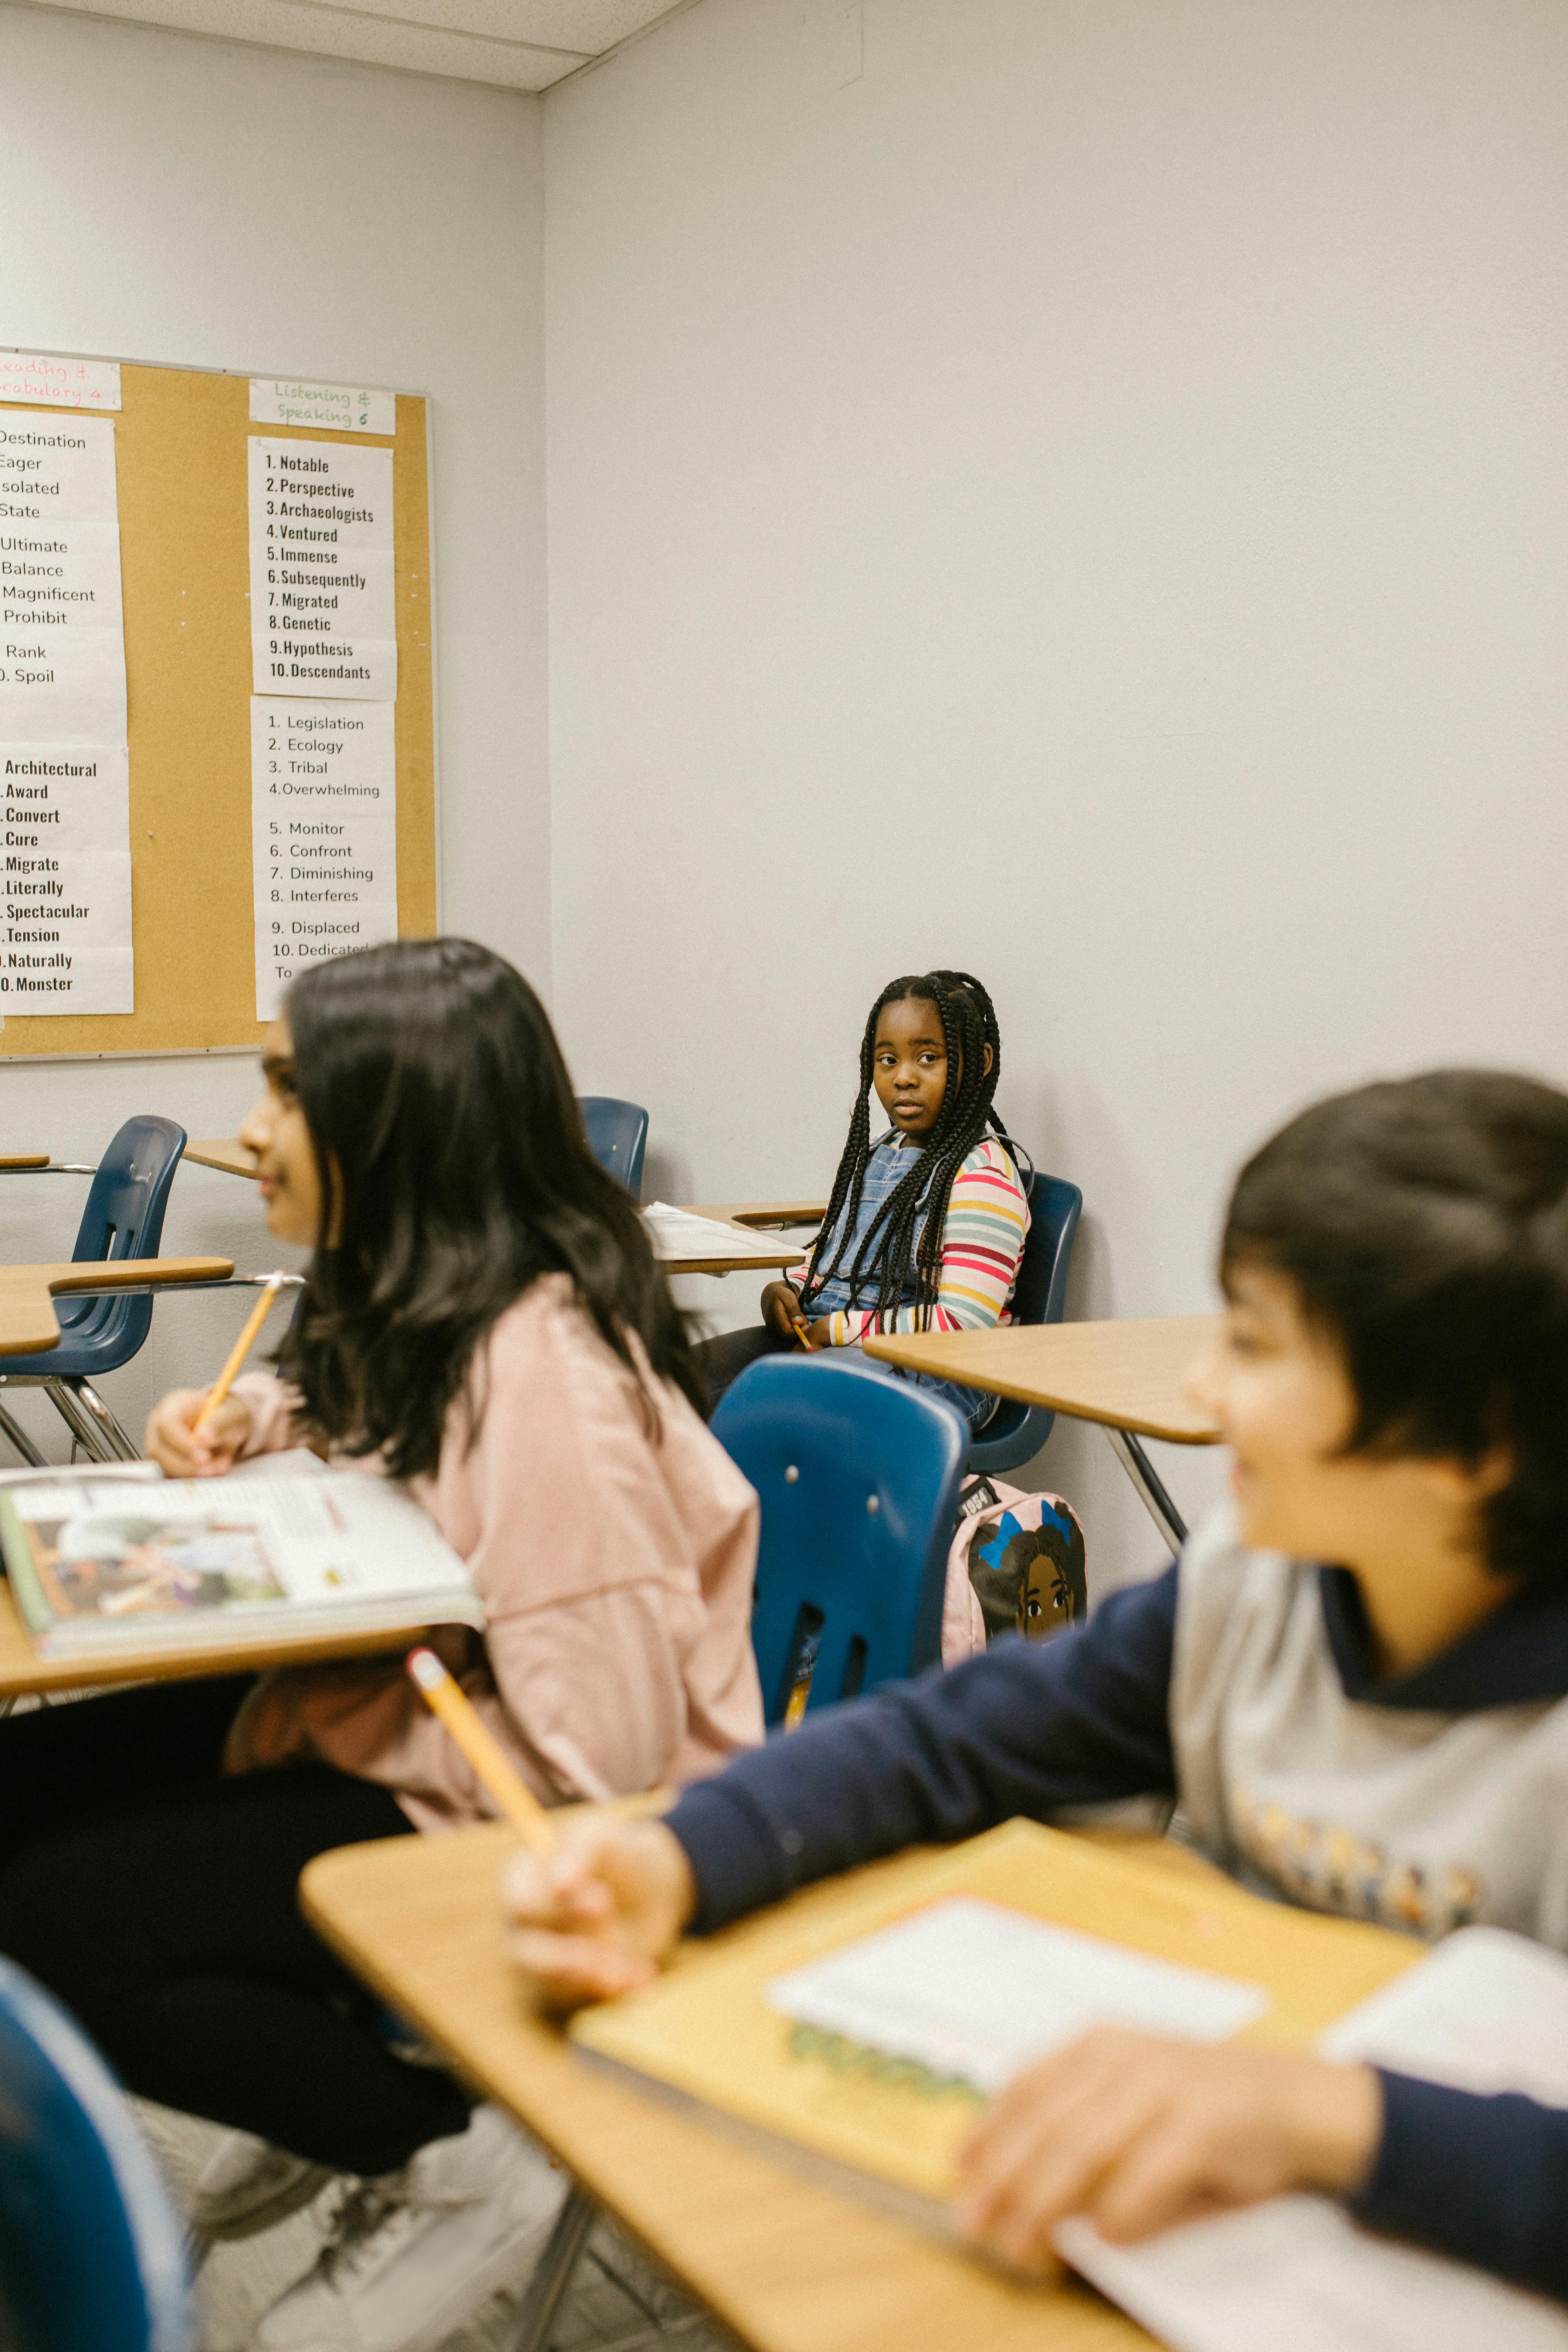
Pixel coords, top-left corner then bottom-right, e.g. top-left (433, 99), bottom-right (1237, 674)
top-left (507, 1070), bottom-right (1568, 2301)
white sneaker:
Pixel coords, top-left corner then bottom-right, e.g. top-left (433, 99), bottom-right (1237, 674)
top-left (255, 2105), bottom-right (568, 2352)
top-left (189, 2128), bottom-right (336, 2241)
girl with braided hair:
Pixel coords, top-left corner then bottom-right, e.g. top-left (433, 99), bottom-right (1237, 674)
top-left (697, 970), bottom-right (1030, 1426)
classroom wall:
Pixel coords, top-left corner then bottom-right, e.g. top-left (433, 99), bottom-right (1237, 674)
top-left (1, 4), bottom-right (548, 1450)
top-left (543, 0), bottom-right (1568, 1586)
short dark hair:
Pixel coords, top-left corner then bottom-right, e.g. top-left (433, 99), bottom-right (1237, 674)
top-left (280, 938), bottom-right (701, 1479)
top-left (1222, 1070), bottom-right (1568, 1586)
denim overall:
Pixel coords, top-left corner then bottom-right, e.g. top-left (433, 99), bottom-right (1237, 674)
top-left (802, 1135), bottom-right (996, 1430)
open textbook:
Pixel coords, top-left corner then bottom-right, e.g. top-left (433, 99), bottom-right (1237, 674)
top-left (0, 1461), bottom-right (482, 1656)
top-left (641, 1204), bottom-right (816, 1264)
top-left (1055, 1926), bottom-right (1568, 2352)
top-left (572, 1823), bottom-right (1568, 2349)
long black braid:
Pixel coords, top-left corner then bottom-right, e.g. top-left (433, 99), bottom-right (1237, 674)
top-left (798, 970), bottom-right (1015, 1331)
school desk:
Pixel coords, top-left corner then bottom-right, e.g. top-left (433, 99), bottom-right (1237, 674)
top-left (304, 1820), bottom-right (1157, 2352)
top-left (180, 1152), bottom-right (818, 1276)
top-left (301, 1819), bottom-right (1418, 2352)
top-left (186, 1138), bottom-right (260, 1179)
top-left (0, 1257), bottom-right (236, 1358)
top-left (0, 1580), bottom-right (442, 1702)
top-left (863, 1317), bottom-right (1221, 1554)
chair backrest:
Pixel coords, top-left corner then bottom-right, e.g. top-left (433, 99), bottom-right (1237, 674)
top-left (577, 1097), bottom-right (649, 1200)
top-left (964, 1167), bottom-right (1083, 1478)
top-left (712, 1355), bottom-right (967, 1726)
top-left (16, 1117), bottom-right (187, 1375)
top-left (0, 1957), bottom-right (191, 2352)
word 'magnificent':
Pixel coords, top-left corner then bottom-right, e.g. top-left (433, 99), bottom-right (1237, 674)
top-left (0, 418), bottom-right (128, 759)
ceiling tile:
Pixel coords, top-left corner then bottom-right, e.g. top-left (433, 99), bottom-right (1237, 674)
top-left (32, 0), bottom-right (596, 87)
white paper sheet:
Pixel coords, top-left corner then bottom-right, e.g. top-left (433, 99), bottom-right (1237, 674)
top-left (766, 1897), bottom-right (1270, 2098)
top-left (250, 380), bottom-right (394, 436)
top-left (1056, 1926), bottom-right (1568, 2352)
top-left (0, 743), bottom-right (133, 1012)
top-left (642, 1204), bottom-right (811, 1263)
top-left (0, 417), bottom-right (127, 745)
top-left (0, 352), bottom-right (121, 413)
top-left (248, 439), bottom-right (396, 701)
top-left (251, 698), bottom-right (397, 1019)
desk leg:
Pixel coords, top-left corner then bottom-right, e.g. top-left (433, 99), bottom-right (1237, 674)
top-left (503, 2183), bottom-right (596, 2352)
top-left (1103, 1427), bottom-right (1187, 1556)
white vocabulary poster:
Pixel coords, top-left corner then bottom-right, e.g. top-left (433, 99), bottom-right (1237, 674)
top-left (248, 439), bottom-right (396, 702)
top-left (0, 742), bottom-right (134, 1012)
top-left (251, 698), bottom-right (397, 1020)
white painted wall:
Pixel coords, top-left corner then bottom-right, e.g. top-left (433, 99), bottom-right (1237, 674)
top-left (544, 0), bottom-right (1568, 1587)
top-left (1, 3), bottom-right (546, 1453)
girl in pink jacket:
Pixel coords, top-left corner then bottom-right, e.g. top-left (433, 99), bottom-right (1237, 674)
top-left (0, 939), bottom-right (762, 2352)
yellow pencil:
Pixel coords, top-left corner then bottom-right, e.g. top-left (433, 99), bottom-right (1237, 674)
top-left (193, 1272), bottom-right (287, 1433)
top-left (792, 1319), bottom-right (813, 1352)
top-left (405, 1647), bottom-right (556, 1856)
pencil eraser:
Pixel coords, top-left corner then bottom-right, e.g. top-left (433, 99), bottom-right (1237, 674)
top-left (406, 1648), bottom-right (443, 1691)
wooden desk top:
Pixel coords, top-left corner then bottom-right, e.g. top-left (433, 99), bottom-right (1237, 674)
top-left (864, 1316), bottom-right (1222, 1445)
top-left (0, 1155), bottom-right (50, 1172)
top-left (186, 1138), bottom-right (259, 1179)
top-left (0, 1578), bottom-right (437, 1699)
top-left (303, 1825), bottom-right (1196, 2352)
top-left (0, 1256), bottom-right (236, 1357)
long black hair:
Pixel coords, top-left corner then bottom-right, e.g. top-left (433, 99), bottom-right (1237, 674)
top-left (276, 938), bottom-right (701, 1478)
top-left (797, 969), bottom-right (1016, 1328)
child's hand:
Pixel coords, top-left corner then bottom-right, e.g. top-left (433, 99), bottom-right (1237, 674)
top-left (954, 2029), bottom-right (1382, 2272)
top-left (144, 1387), bottom-right (253, 1478)
top-left (503, 1819), bottom-right (697, 2009)
top-left (761, 1281), bottom-right (804, 1341)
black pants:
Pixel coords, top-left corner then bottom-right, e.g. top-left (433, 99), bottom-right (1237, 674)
top-left (0, 1678), bottom-right (469, 2173)
top-left (695, 1322), bottom-right (795, 1415)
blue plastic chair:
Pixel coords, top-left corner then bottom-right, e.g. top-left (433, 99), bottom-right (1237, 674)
top-left (964, 1168), bottom-right (1084, 1478)
top-left (712, 1355), bottom-right (968, 1725)
top-left (577, 1097), bottom-right (648, 1200)
top-left (0, 1116), bottom-right (187, 1465)
top-left (0, 1956), bottom-right (192, 2352)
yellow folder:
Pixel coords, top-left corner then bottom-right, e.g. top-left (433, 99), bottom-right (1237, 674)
top-left (569, 1818), bottom-right (1419, 2219)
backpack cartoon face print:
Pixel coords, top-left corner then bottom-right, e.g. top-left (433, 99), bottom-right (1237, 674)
top-left (961, 1490), bottom-right (1087, 1645)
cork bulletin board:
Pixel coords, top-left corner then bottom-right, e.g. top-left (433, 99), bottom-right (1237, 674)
top-left (0, 360), bottom-right (436, 1056)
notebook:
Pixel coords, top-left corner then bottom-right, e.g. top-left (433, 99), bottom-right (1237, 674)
top-left (0, 1463), bottom-right (483, 1655)
top-left (569, 1817), bottom-right (1418, 2217)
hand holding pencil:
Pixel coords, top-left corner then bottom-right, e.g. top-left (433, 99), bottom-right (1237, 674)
top-left (142, 1272), bottom-right (291, 1478)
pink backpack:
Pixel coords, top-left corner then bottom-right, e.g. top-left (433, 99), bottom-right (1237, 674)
top-left (941, 1476), bottom-right (1088, 1665)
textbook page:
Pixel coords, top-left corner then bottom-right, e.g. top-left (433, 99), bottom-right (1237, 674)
top-left (643, 1204), bottom-right (813, 1263)
top-left (1056, 1926), bottom-right (1568, 2352)
top-left (766, 1897), bottom-right (1269, 2098)
top-left (0, 1471), bottom-right (481, 1653)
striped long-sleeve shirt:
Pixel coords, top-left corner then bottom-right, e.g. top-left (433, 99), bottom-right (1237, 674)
top-left (795, 1132), bottom-right (1030, 1345)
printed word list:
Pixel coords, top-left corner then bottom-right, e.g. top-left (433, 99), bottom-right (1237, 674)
top-left (252, 698), bottom-right (397, 1020)
top-left (0, 414), bottom-right (127, 746)
top-left (249, 438), bottom-right (395, 702)
top-left (1, 743), bottom-right (133, 1011)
